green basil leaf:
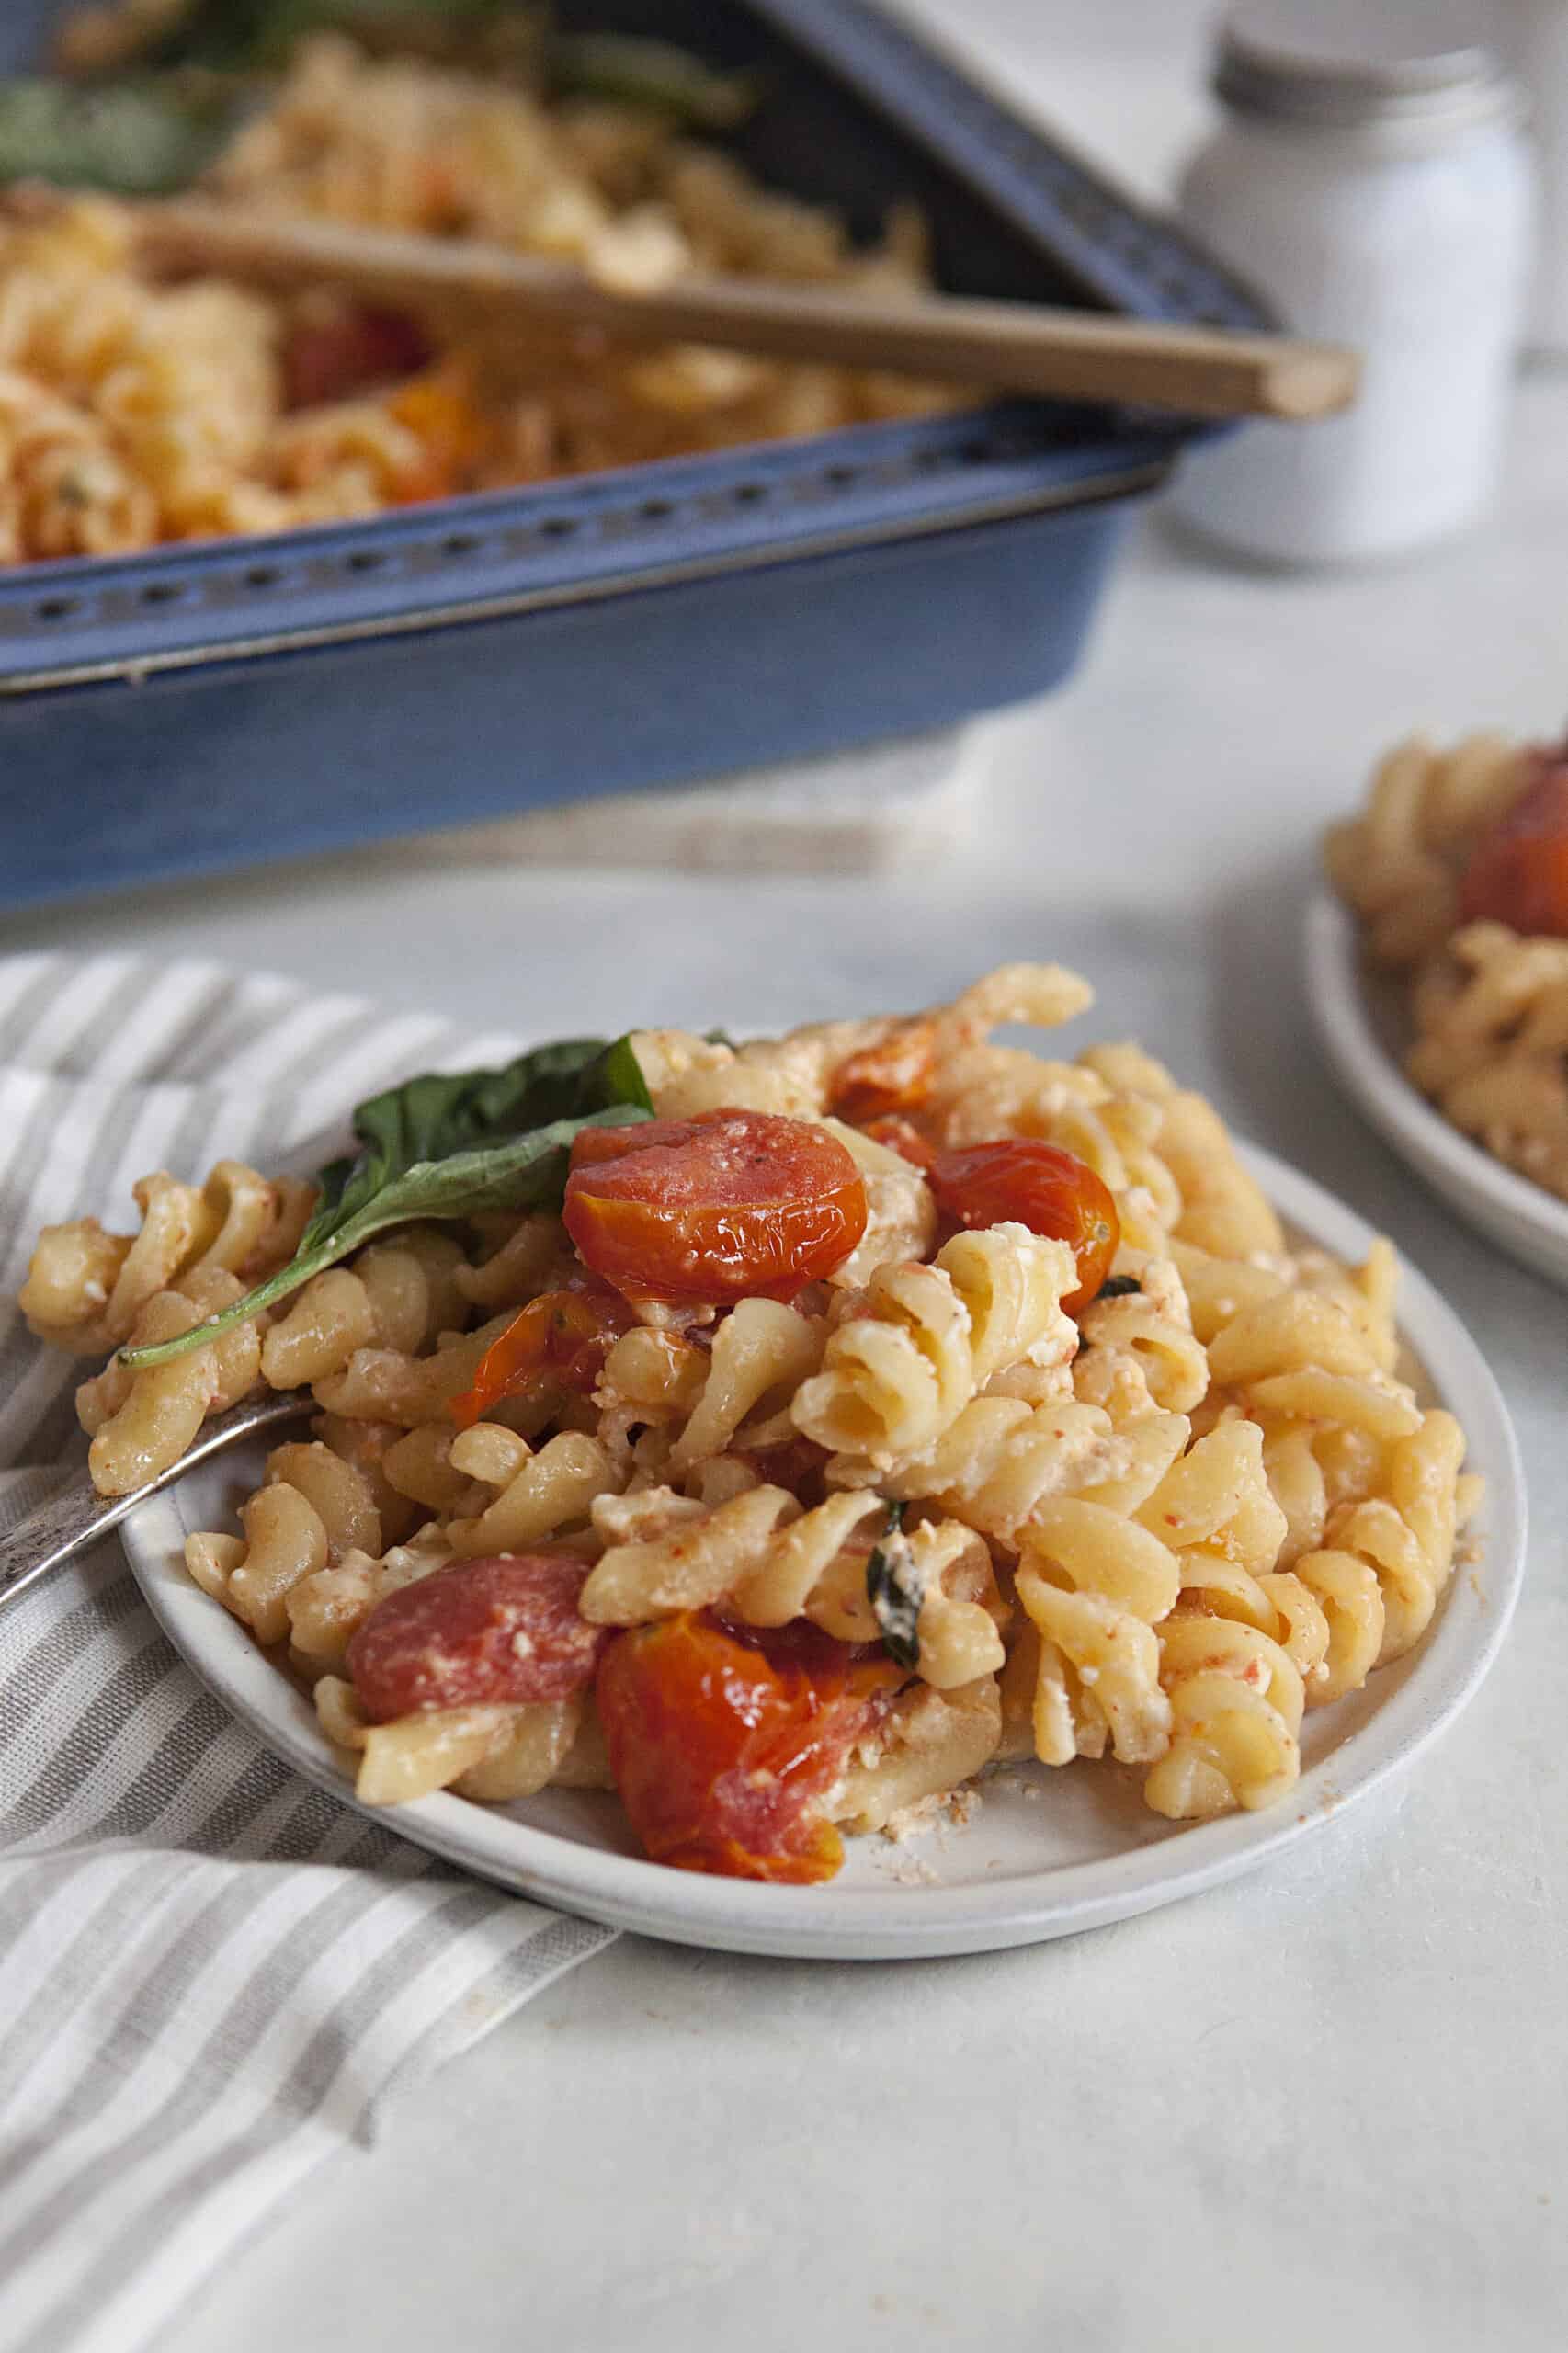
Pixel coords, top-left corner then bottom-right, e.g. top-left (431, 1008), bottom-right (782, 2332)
top-left (119, 1101), bottom-right (650, 1371)
top-left (866, 1501), bottom-right (925, 1670)
top-left (0, 74), bottom-right (238, 191)
top-left (118, 1028), bottom-right (656, 1372)
top-left (346, 1035), bottom-right (607, 1180)
top-left (548, 33), bottom-right (759, 130)
top-left (580, 1033), bottom-right (654, 1119)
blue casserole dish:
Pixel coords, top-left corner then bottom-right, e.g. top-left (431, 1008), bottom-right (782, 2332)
top-left (0, 0), bottom-right (1267, 911)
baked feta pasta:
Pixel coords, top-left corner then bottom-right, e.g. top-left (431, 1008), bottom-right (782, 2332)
top-left (0, 28), bottom-right (956, 563)
top-left (1327, 732), bottom-right (1568, 1201)
top-left (19, 964), bottom-right (1481, 1881)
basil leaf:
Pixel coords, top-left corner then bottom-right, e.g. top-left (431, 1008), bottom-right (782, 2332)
top-left (1094, 1275), bottom-right (1142, 1300)
top-left (119, 1028), bottom-right (654, 1371)
top-left (347, 1035), bottom-right (605, 1177)
top-left (866, 1501), bottom-right (925, 1670)
top-left (119, 1102), bottom-right (648, 1370)
top-left (548, 33), bottom-right (759, 130)
top-left (583, 1033), bottom-right (654, 1119)
top-left (0, 75), bottom-right (238, 191)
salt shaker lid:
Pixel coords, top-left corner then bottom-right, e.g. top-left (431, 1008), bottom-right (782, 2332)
top-left (1215, 0), bottom-right (1517, 137)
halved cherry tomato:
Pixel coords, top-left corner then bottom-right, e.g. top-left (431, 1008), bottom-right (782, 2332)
top-left (595, 1610), bottom-right (898, 1882)
top-left (449, 1282), bottom-right (632, 1429)
top-left (828, 1021), bottom-right (938, 1124)
top-left (927, 1138), bottom-right (1119, 1317)
top-left (1460, 756), bottom-right (1568, 938)
top-left (283, 303), bottom-right (432, 410)
top-left (347, 1554), bottom-right (608, 1721)
top-left (563, 1109), bottom-right (868, 1305)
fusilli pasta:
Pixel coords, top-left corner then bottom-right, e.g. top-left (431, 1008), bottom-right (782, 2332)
top-left (1327, 730), bottom-right (1568, 1199)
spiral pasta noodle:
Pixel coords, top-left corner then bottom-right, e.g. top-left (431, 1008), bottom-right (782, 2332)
top-left (578, 1483), bottom-right (1003, 1693)
top-left (791, 1223), bottom-right (1076, 1469)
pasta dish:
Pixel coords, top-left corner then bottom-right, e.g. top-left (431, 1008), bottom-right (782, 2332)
top-left (0, 27), bottom-right (954, 563)
top-left (19, 964), bottom-right (1480, 1881)
top-left (1327, 733), bottom-right (1568, 1202)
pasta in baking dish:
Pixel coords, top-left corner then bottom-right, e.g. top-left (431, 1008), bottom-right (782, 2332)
top-left (0, 33), bottom-right (957, 564)
top-left (1326, 732), bottom-right (1568, 1201)
top-left (19, 963), bottom-right (1481, 1882)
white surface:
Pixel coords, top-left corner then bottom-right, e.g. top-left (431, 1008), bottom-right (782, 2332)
top-left (1306, 892), bottom-right (1568, 1289)
top-left (122, 1140), bottom-right (1525, 1962)
top-left (9, 2), bottom-right (1566, 2347)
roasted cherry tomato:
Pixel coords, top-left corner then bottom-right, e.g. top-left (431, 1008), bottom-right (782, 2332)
top-left (563, 1109), bottom-right (868, 1304)
top-left (828, 1021), bottom-right (938, 1124)
top-left (347, 1554), bottom-right (608, 1721)
top-left (596, 1611), bottom-right (897, 1882)
top-left (1459, 756), bottom-right (1568, 938)
top-left (283, 303), bottom-right (432, 409)
top-left (449, 1282), bottom-right (632, 1429)
top-left (927, 1138), bottom-right (1119, 1317)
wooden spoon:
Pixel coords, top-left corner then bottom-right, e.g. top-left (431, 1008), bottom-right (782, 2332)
top-left (130, 198), bottom-right (1357, 422)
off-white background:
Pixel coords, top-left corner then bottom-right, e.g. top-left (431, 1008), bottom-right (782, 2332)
top-left (9, 4), bottom-right (1565, 2347)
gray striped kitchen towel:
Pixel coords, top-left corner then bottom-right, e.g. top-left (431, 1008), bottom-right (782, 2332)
top-left (0, 954), bottom-right (619, 2353)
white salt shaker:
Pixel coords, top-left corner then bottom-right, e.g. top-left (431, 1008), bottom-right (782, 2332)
top-left (1170, 0), bottom-right (1533, 563)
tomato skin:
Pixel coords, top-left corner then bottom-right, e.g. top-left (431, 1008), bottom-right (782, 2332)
top-left (284, 304), bottom-right (432, 409)
top-left (927, 1139), bottom-right (1119, 1317)
top-left (563, 1110), bottom-right (868, 1305)
top-left (596, 1611), bottom-right (895, 1882)
top-left (449, 1282), bottom-right (631, 1429)
top-left (1460, 758), bottom-right (1568, 938)
top-left (347, 1554), bottom-right (608, 1721)
top-left (829, 1023), bottom-right (938, 1124)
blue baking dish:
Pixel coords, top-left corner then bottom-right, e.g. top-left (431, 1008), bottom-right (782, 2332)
top-left (0, 0), bottom-right (1268, 911)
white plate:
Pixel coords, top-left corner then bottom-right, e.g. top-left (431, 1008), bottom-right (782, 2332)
top-left (1305, 892), bottom-right (1568, 1290)
top-left (120, 1139), bottom-right (1525, 1961)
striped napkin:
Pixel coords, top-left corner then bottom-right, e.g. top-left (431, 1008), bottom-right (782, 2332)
top-left (0, 954), bottom-right (619, 2353)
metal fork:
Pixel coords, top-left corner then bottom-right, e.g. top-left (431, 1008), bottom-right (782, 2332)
top-left (0, 1391), bottom-right (313, 1618)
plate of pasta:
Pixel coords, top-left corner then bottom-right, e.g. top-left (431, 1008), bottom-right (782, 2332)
top-left (1316, 730), bottom-right (1568, 1289)
top-left (24, 964), bottom-right (1525, 1958)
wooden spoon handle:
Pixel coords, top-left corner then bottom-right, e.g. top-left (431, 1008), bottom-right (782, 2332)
top-left (134, 199), bottom-right (1357, 422)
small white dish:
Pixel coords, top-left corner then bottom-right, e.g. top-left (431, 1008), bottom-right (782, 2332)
top-left (1305, 892), bottom-right (1568, 1291)
top-left (118, 1137), bottom-right (1526, 1961)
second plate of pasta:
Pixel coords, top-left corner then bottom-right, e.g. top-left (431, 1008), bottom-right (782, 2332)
top-left (115, 1133), bottom-right (1525, 1961)
top-left (1306, 892), bottom-right (1568, 1290)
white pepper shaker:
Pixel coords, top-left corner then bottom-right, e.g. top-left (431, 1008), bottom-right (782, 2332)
top-left (1170, 0), bottom-right (1533, 563)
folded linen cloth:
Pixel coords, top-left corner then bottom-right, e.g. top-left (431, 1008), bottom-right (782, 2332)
top-left (0, 954), bottom-right (619, 2353)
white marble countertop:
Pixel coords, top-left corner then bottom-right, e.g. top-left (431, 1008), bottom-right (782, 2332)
top-left (12, 4), bottom-right (1564, 2347)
